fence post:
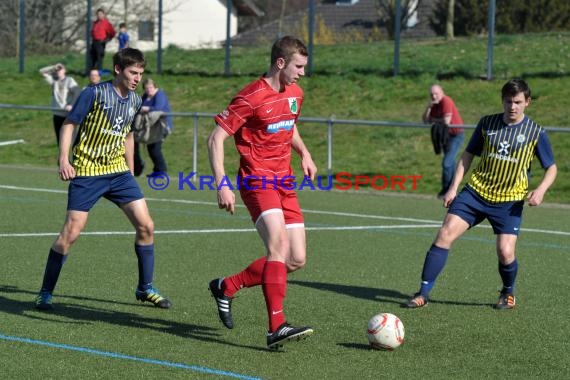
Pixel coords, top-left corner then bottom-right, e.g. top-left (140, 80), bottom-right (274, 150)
top-left (157, 0), bottom-right (163, 74)
top-left (85, 0), bottom-right (92, 75)
top-left (393, 0), bottom-right (402, 77)
top-left (486, 0), bottom-right (496, 80)
top-left (18, 0), bottom-right (25, 74)
top-left (192, 113), bottom-right (199, 182)
top-left (307, 0), bottom-right (315, 76)
top-left (327, 118), bottom-right (334, 178)
top-left (224, 0), bottom-right (232, 76)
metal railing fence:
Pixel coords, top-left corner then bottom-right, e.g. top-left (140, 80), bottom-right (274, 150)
top-left (1, 103), bottom-right (568, 179)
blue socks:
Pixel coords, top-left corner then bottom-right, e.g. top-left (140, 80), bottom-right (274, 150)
top-left (40, 248), bottom-right (68, 293)
top-left (419, 244), bottom-right (449, 297)
top-left (39, 245), bottom-right (156, 294)
top-left (417, 245), bottom-right (518, 298)
top-left (498, 260), bottom-right (518, 294)
top-left (135, 243), bottom-right (155, 291)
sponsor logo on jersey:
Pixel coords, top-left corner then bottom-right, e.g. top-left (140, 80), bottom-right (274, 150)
top-left (498, 141), bottom-right (510, 155)
top-left (217, 109), bottom-right (230, 120)
top-left (488, 152), bottom-right (518, 163)
top-left (266, 119), bottom-right (295, 134)
top-left (102, 116), bottom-right (125, 136)
top-left (288, 98), bottom-right (298, 114)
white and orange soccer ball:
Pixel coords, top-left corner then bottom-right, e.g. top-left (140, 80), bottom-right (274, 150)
top-left (367, 313), bottom-right (405, 350)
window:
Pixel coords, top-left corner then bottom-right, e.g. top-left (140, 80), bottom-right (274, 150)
top-left (335, 0), bottom-right (360, 5)
top-left (407, 0), bottom-right (419, 28)
top-left (138, 20), bottom-right (154, 41)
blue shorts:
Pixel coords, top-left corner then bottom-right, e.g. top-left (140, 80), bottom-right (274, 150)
top-left (448, 186), bottom-right (524, 235)
top-left (67, 172), bottom-right (144, 212)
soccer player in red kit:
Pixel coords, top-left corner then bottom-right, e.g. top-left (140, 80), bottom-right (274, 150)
top-left (207, 36), bottom-right (316, 350)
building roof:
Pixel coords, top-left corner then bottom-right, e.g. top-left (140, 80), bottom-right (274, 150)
top-left (230, 0), bottom-right (436, 46)
top-left (232, 0), bottom-right (265, 17)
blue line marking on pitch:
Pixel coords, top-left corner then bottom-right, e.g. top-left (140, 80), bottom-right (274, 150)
top-left (0, 333), bottom-right (261, 380)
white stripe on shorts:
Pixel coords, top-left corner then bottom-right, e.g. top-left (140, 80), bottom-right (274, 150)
top-left (285, 223), bottom-right (305, 230)
top-left (255, 208), bottom-right (283, 226)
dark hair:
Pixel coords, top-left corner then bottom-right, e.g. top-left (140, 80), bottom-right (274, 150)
top-left (119, 22), bottom-right (126, 28)
top-left (501, 78), bottom-right (531, 100)
top-left (113, 48), bottom-right (146, 72)
top-left (96, 8), bottom-right (105, 14)
top-left (270, 36), bottom-right (308, 66)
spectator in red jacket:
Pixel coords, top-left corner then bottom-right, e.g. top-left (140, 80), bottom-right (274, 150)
top-left (90, 8), bottom-right (116, 70)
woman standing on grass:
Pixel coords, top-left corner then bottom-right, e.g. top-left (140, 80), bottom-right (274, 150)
top-left (132, 78), bottom-right (173, 177)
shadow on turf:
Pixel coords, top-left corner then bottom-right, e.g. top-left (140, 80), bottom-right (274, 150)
top-left (289, 280), bottom-right (489, 307)
top-left (337, 343), bottom-right (373, 351)
top-left (0, 285), bottom-right (267, 352)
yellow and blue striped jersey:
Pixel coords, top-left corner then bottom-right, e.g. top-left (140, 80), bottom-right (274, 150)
top-left (466, 113), bottom-right (555, 203)
top-left (67, 81), bottom-right (142, 176)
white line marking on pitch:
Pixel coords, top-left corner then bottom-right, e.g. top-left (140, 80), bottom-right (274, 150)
top-left (1, 185), bottom-right (569, 236)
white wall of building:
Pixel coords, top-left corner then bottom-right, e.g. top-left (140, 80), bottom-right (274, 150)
top-left (163, 0), bottom-right (237, 49)
top-left (100, 0), bottom-right (238, 52)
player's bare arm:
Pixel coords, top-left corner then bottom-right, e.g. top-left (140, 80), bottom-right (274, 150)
top-left (291, 126), bottom-right (317, 180)
top-left (527, 163), bottom-right (557, 206)
top-left (124, 132), bottom-right (135, 174)
top-left (207, 125), bottom-right (235, 214)
top-left (443, 151), bottom-right (474, 208)
top-left (58, 120), bottom-right (76, 181)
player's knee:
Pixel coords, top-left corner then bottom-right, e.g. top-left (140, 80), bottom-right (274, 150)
top-left (286, 256), bottom-right (306, 272)
top-left (497, 248), bottom-right (515, 264)
top-left (60, 223), bottom-right (83, 246)
top-left (136, 219), bottom-right (154, 239)
top-left (267, 236), bottom-right (290, 260)
top-left (435, 226), bottom-right (456, 247)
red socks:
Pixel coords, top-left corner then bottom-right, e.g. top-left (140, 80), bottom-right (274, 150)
top-left (262, 260), bottom-right (287, 332)
top-left (221, 257), bottom-right (288, 332)
top-left (223, 256), bottom-right (266, 297)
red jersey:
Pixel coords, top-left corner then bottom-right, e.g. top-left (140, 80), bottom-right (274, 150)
top-left (429, 95), bottom-right (464, 135)
top-left (92, 18), bottom-right (116, 42)
top-left (214, 77), bottom-right (303, 179)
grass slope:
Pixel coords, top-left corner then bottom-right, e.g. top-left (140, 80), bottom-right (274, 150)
top-left (1, 33), bottom-right (569, 202)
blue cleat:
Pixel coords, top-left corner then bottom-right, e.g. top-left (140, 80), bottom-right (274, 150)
top-left (135, 286), bottom-right (172, 309)
top-left (35, 291), bottom-right (54, 311)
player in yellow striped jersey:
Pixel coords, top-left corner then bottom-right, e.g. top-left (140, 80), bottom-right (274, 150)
top-left (35, 48), bottom-right (171, 310)
top-left (404, 78), bottom-right (557, 310)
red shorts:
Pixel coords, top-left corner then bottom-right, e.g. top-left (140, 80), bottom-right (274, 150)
top-left (240, 182), bottom-right (304, 226)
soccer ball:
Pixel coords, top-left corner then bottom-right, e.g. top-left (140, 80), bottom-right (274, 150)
top-left (367, 313), bottom-right (405, 350)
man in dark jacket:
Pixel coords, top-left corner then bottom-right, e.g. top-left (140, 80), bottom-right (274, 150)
top-left (423, 84), bottom-right (465, 198)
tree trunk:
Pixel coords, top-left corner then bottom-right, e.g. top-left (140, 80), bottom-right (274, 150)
top-left (445, 0), bottom-right (455, 40)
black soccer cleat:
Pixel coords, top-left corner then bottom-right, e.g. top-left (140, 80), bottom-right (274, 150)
top-left (209, 278), bottom-right (234, 329)
top-left (494, 292), bottom-right (516, 310)
top-left (266, 322), bottom-right (314, 350)
top-left (402, 293), bottom-right (428, 309)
